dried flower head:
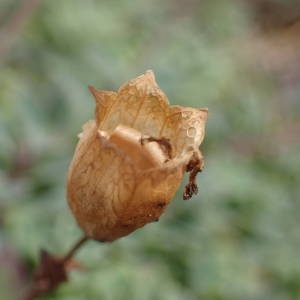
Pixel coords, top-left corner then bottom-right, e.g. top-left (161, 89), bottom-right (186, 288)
top-left (67, 71), bottom-right (208, 242)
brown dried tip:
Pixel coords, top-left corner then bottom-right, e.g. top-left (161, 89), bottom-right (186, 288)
top-left (24, 250), bottom-right (68, 300)
top-left (67, 70), bottom-right (208, 241)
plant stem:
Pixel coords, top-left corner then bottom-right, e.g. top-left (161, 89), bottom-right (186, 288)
top-left (23, 235), bottom-right (90, 300)
top-left (62, 235), bottom-right (89, 263)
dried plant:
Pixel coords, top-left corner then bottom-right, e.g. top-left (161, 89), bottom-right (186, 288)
top-left (25, 71), bottom-right (208, 299)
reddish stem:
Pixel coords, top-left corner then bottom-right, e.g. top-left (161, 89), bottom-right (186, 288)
top-left (23, 235), bottom-right (89, 300)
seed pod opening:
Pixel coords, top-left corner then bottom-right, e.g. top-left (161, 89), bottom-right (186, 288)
top-left (67, 70), bottom-right (208, 241)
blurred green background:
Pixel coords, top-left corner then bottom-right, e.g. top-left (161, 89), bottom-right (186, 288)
top-left (1, 0), bottom-right (300, 299)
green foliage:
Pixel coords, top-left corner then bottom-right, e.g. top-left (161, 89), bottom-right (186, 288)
top-left (1, 0), bottom-right (300, 299)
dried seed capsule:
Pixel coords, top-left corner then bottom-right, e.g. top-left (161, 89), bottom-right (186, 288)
top-left (67, 70), bottom-right (208, 241)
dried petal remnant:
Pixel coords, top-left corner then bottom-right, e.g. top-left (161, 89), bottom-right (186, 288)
top-left (67, 70), bottom-right (208, 241)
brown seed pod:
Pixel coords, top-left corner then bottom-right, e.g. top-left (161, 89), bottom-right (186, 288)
top-left (67, 70), bottom-right (208, 242)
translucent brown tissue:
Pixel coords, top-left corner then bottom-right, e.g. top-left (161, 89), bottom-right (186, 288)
top-left (67, 70), bottom-right (208, 241)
